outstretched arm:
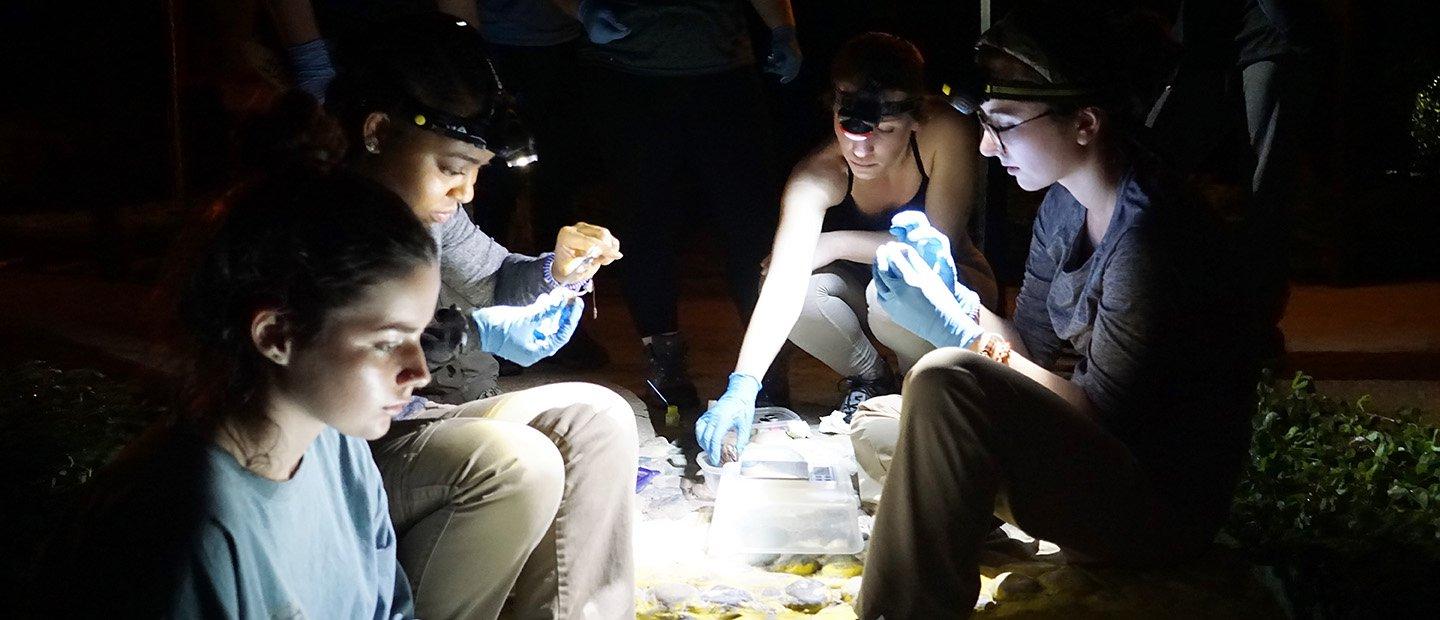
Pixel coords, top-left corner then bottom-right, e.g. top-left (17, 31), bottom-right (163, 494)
top-left (733, 151), bottom-right (847, 379)
top-left (697, 149), bottom-right (844, 464)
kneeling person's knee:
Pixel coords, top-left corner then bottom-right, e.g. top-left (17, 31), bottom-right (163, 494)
top-left (459, 424), bottom-right (565, 518)
top-left (907, 348), bottom-right (990, 392)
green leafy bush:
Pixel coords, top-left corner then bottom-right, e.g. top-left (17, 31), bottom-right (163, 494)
top-left (0, 361), bottom-right (158, 593)
top-left (1227, 372), bottom-right (1440, 555)
top-left (1225, 373), bottom-right (1440, 616)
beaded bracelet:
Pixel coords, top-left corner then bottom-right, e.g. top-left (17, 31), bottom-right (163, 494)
top-left (541, 253), bottom-right (592, 293)
top-left (976, 333), bottom-right (1013, 365)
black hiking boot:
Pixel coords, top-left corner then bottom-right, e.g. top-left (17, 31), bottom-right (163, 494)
top-left (837, 366), bottom-right (898, 422)
top-left (641, 333), bottom-right (700, 415)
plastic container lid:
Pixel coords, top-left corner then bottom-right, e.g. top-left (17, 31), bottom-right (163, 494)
top-left (752, 406), bottom-right (801, 425)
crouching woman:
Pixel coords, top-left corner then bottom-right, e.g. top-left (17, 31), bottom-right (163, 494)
top-left (855, 3), bottom-right (1280, 617)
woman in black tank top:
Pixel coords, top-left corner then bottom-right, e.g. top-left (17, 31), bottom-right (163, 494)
top-left (693, 33), bottom-right (995, 455)
top-left (824, 132), bottom-right (930, 232)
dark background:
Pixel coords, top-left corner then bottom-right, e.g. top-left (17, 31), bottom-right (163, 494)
top-left (1, 0), bottom-right (1438, 285)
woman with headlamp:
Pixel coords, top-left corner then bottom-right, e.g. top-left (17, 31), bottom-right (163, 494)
top-left (252, 13), bottom-right (636, 619)
top-left (696, 32), bottom-right (994, 462)
top-left (855, 2), bottom-right (1278, 616)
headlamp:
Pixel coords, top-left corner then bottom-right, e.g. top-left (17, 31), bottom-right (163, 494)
top-left (835, 88), bottom-right (920, 136)
top-left (942, 7), bottom-right (1110, 117)
top-left (940, 79), bottom-right (1101, 116)
top-left (397, 60), bottom-right (539, 168)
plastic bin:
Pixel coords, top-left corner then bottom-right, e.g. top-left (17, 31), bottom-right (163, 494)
top-left (706, 449), bottom-right (864, 556)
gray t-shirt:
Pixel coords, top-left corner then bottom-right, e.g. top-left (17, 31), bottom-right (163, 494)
top-left (1012, 170), bottom-right (1256, 455)
top-left (577, 0), bottom-right (755, 76)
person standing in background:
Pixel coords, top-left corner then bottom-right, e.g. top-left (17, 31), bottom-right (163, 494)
top-left (555, 0), bottom-right (803, 413)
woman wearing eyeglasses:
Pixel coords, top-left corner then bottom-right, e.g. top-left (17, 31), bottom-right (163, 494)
top-left (694, 33), bottom-right (994, 462)
top-left (854, 2), bottom-right (1278, 617)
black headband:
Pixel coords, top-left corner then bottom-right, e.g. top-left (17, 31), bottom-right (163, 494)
top-left (397, 99), bottom-right (499, 150)
top-left (941, 78), bottom-right (1102, 115)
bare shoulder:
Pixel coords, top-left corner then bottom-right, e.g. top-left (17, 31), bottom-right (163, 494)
top-left (916, 98), bottom-right (980, 157)
top-left (785, 142), bottom-right (849, 209)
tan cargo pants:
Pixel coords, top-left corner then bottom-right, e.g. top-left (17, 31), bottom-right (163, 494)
top-left (371, 382), bottom-right (637, 620)
top-left (855, 349), bottom-right (1226, 618)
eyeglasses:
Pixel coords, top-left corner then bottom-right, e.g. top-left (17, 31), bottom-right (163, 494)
top-left (975, 108), bottom-right (1055, 153)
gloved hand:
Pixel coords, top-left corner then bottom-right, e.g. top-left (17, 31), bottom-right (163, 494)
top-left (764, 26), bottom-right (803, 84)
top-left (552, 222), bottom-right (623, 284)
top-left (872, 242), bottom-right (984, 349)
top-left (471, 290), bottom-right (583, 366)
top-left (696, 373), bottom-right (762, 466)
top-left (888, 211), bottom-right (982, 319)
top-left (577, 0), bottom-right (631, 44)
top-left (285, 38), bottom-right (336, 104)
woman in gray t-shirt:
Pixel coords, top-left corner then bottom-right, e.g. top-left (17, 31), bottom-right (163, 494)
top-left (855, 4), bottom-right (1275, 617)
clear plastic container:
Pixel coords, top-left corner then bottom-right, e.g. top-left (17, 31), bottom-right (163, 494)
top-left (706, 450), bottom-right (864, 556)
top-left (694, 408), bottom-right (806, 494)
top-left (696, 444), bottom-right (809, 495)
top-left (695, 451), bottom-right (736, 494)
top-left (752, 406), bottom-right (801, 426)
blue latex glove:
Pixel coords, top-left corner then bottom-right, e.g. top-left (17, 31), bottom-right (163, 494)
top-left (888, 211), bottom-right (982, 319)
top-left (695, 373), bottom-right (762, 466)
top-left (764, 26), bottom-right (803, 84)
top-left (471, 290), bottom-right (583, 366)
top-left (577, 0), bottom-right (631, 44)
top-left (285, 38), bottom-right (336, 104)
top-left (872, 242), bottom-right (985, 349)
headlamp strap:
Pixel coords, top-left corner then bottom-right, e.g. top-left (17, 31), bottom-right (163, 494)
top-left (399, 99), bottom-right (495, 149)
top-left (982, 80), bottom-right (1101, 102)
top-left (837, 90), bottom-right (921, 121)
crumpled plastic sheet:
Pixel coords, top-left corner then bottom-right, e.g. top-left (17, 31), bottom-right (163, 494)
top-left (816, 410), bottom-right (852, 435)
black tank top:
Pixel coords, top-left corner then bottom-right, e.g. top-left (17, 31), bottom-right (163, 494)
top-left (822, 133), bottom-right (929, 233)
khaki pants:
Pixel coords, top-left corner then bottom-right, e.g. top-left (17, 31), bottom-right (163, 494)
top-left (849, 394), bottom-right (905, 486)
top-left (788, 261), bottom-right (937, 380)
top-left (371, 383), bottom-right (637, 620)
top-left (857, 349), bottom-right (1222, 619)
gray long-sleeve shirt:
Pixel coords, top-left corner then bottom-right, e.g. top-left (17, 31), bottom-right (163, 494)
top-left (422, 212), bottom-right (559, 403)
top-left (432, 209), bottom-right (554, 309)
top-left (1012, 170), bottom-right (1258, 458)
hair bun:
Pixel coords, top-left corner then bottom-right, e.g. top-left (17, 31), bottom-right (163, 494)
top-left (236, 90), bottom-right (349, 176)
